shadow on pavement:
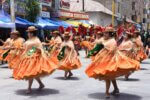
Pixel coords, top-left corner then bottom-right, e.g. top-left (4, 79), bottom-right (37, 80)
top-left (88, 92), bottom-right (142, 100)
top-left (15, 88), bottom-right (59, 97)
top-left (140, 68), bottom-right (149, 70)
top-left (117, 78), bottom-right (140, 82)
top-left (141, 62), bottom-right (150, 65)
top-left (54, 76), bottom-right (80, 81)
top-left (0, 66), bottom-right (8, 69)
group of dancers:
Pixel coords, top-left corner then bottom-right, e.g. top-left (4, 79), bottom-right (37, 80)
top-left (0, 25), bottom-right (147, 98)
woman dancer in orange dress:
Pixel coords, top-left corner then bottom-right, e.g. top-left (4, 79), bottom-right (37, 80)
top-left (118, 31), bottom-right (138, 80)
top-left (0, 33), bottom-right (14, 61)
top-left (43, 31), bottom-right (62, 64)
top-left (85, 27), bottom-right (140, 98)
top-left (88, 31), bottom-right (104, 60)
top-left (12, 26), bottom-right (57, 94)
top-left (132, 31), bottom-right (147, 62)
top-left (2, 31), bottom-right (25, 69)
top-left (57, 32), bottom-right (81, 79)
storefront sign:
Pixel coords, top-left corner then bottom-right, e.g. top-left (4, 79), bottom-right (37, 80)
top-left (59, 0), bottom-right (70, 10)
top-left (40, 0), bottom-right (52, 18)
top-left (53, 10), bottom-right (89, 20)
top-left (41, 11), bottom-right (50, 18)
top-left (73, 13), bottom-right (89, 19)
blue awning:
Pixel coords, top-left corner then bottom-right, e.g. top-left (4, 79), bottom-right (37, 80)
top-left (0, 20), bottom-right (15, 28)
top-left (0, 10), bottom-right (39, 28)
top-left (37, 17), bottom-right (59, 30)
top-left (46, 18), bottom-right (71, 28)
top-left (0, 10), bottom-right (15, 28)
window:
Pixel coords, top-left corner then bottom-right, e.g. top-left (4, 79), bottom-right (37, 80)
top-left (143, 9), bottom-right (147, 14)
top-left (132, 2), bottom-right (135, 10)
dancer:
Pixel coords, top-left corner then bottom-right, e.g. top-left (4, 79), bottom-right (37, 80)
top-left (44, 31), bottom-right (62, 64)
top-left (57, 32), bottom-right (81, 79)
top-left (118, 31), bottom-right (137, 80)
top-left (81, 36), bottom-right (94, 57)
top-left (0, 33), bottom-right (14, 62)
top-left (85, 27), bottom-right (140, 98)
top-left (132, 30), bottom-right (147, 62)
top-left (2, 31), bottom-right (25, 69)
top-left (87, 31), bottom-right (104, 60)
top-left (12, 26), bottom-right (57, 94)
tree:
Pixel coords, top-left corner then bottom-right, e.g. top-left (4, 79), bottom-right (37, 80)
top-left (25, 0), bottom-right (40, 23)
top-left (5, 0), bottom-right (40, 23)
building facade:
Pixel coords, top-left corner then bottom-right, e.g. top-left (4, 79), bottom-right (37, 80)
top-left (70, 0), bottom-right (117, 26)
top-left (94, 0), bottom-right (146, 23)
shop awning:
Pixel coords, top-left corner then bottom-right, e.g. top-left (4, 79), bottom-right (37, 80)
top-left (37, 17), bottom-right (59, 29)
top-left (79, 20), bottom-right (91, 27)
top-left (0, 10), bottom-right (37, 28)
top-left (49, 19), bottom-right (71, 28)
top-left (0, 20), bottom-right (15, 28)
top-left (65, 20), bottom-right (89, 27)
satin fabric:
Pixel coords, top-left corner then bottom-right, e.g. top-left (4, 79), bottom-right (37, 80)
top-left (58, 40), bottom-right (81, 71)
top-left (13, 37), bottom-right (57, 80)
top-left (85, 38), bottom-right (140, 80)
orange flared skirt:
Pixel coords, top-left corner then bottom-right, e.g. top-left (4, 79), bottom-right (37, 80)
top-left (85, 49), bottom-right (140, 80)
top-left (136, 49), bottom-right (147, 62)
top-left (58, 49), bottom-right (81, 71)
top-left (13, 52), bottom-right (57, 80)
top-left (81, 41), bottom-right (93, 50)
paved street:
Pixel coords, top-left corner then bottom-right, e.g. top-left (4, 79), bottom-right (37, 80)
top-left (0, 51), bottom-right (150, 100)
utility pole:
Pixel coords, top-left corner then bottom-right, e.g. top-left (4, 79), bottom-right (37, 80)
top-left (10, 0), bottom-right (16, 31)
top-left (82, 0), bottom-right (85, 12)
top-left (112, 0), bottom-right (116, 27)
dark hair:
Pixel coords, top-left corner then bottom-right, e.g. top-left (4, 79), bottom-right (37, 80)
top-left (135, 32), bottom-right (140, 37)
top-left (30, 30), bottom-right (37, 36)
top-left (127, 34), bottom-right (132, 39)
top-left (109, 32), bottom-right (115, 37)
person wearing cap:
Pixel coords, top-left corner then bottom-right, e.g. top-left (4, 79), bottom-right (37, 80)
top-left (3, 31), bottom-right (25, 69)
top-left (45, 31), bottom-right (63, 64)
top-left (57, 32), bottom-right (81, 79)
top-left (85, 27), bottom-right (140, 98)
top-left (94, 31), bottom-right (104, 45)
top-left (118, 31), bottom-right (140, 80)
top-left (12, 26), bottom-right (58, 94)
top-left (50, 31), bottom-right (62, 45)
top-left (132, 30), bottom-right (147, 62)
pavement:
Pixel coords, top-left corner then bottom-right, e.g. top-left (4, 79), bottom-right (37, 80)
top-left (0, 50), bottom-right (150, 100)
